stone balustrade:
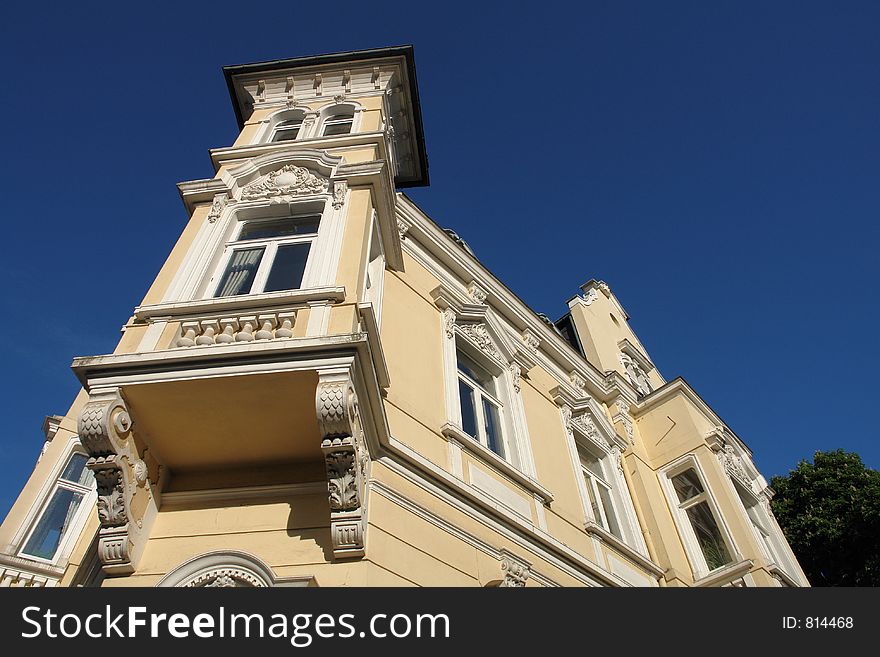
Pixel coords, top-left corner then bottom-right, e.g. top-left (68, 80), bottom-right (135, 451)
top-left (0, 566), bottom-right (56, 587)
top-left (174, 311), bottom-right (297, 348)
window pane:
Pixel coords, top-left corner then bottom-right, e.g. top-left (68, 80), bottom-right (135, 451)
top-left (60, 454), bottom-right (93, 487)
top-left (597, 483), bottom-right (623, 540)
top-left (584, 473), bottom-right (604, 527)
top-left (456, 350), bottom-right (495, 394)
top-left (263, 243), bottom-right (310, 292)
top-left (215, 247), bottom-right (264, 297)
top-left (686, 501), bottom-right (732, 570)
top-left (21, 488), bottom-right (85, 560)
top-left (580, 451), bottom-right (604, 479)
top-left (458, 379), bottom-right (478, 439)
top-left (272, 127), bottom-right (300, 142)
top-left (671, 469), bottom-right (704, 503)
top-left (323, 120), bottom-right (352, 136)
top-left (238, 216), bottom-right (320, 241)
top-left (483, 398), bottom-right (504, 458)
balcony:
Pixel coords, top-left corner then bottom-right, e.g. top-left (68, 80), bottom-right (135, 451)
top-left (71, 297), bottom-right (388, 576)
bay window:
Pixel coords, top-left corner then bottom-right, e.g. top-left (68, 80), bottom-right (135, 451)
top-left (668, 467), bottom-right (734, 573)
top-left (212, 215), bottom-right (320, 297)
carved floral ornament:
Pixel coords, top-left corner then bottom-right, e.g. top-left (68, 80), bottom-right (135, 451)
top-left (316, 373), bottom-right (369, 558)
top-left (240, 164), bottom-right (328, 201)
top-left (77, 389), bottom-right (157, 575)
top-left (183, 568), bottom-right (267, 588)
top-left (499, 551), bottom-right (531, 587)
top-left (457, 322), bottom-right (502, 362)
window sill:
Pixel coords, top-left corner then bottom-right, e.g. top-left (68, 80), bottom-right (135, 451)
top-left (767, 564), bottom-right (801, 587)
top-left (693, 558), bottom-right (753, 587)
top-left (584, 521), bottom-right (664, 577)
top-left (441, 423), bottom-right (553, 504)
top-left (134, 286), bottom-right (346, 322)
top-left (0, 552), bottom-right (66, 578)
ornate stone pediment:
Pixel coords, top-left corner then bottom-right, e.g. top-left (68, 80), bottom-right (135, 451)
top-left (457, 322), bottom-right (502, 362)
top-left (240, 164), bottom-right (327, 201)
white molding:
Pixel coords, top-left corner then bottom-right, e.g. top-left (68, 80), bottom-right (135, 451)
top-left (441, 423), bottom-right (552, 503)
top-left (380, 440), bottom-right (640, 588)
top-left (584, 522), bottom-right (664, 577)
top-left (157, 550), bottom-right (313, 588)
top-left (370, 479), bottom-right (559, 588)
top-left (693, 558), bottom-right (754, 587)
top-left (136, 286), bottom-right (345, 322)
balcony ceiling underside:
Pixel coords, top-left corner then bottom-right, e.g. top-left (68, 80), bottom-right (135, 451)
top-left (122, 370), bottom-right (322, 474)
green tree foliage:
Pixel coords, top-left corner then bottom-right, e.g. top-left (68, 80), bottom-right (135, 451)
top-left (770, 449), bottom-right (880, 586)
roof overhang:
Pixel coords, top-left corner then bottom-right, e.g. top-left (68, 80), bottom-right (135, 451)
top-left (222, 45), bottom-right (429, 188)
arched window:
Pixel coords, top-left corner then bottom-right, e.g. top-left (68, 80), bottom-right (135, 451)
top-left (271, 117), bottom-right (304, 142)
top-left (321, 106), bottom-right (354, 136)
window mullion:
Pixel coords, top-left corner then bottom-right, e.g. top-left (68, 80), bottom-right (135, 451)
top-left (251, 242), bottom-right (276, 293)
top-left (473, 389), bottom-right (488, 448)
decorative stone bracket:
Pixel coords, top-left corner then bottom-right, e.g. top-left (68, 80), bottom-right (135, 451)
top-left (316, 372), bottom-right (370, 559)
top-left (499, 550), bottom-right (531, 587)
top-left (77, 389), bottom-right (158, 576)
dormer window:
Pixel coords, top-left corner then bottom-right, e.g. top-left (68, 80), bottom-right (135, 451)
top-left (322, 108), bottom-right (354, 136)
top-left (212, 215), bottom-right (320, 297)
top-left (270, 117), bottom-right (304, 142)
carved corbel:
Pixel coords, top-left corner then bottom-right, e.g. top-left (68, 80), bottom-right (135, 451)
top-left (77, 389), bottom-right (157, 576)
top-left (499, 550), bottom-right (531, 587)
top-left (611, 397), bottom-right (635, 445)
top-left (316, 373), bottom-right (368, 559)
top-left (331, 180), bottom-right (347, 210)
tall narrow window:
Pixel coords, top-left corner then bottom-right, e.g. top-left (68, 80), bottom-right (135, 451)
top-left (670, 468), bottom-right (733, 572)
top-left (20, 453), bottom-right (94, 562)
top-left (322, 108), bottom-right (354, 136)
top-left (212, 215), bottom-right (320, 297)
top-left (580, 449), bottom-right (622, 540)
top-left (456, 349), bottom-right (505, 458)
top-left (271, 117), bottom-right (304, 142)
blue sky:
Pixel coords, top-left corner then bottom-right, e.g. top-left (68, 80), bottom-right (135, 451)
top-left (0, 1), bottom-right (877, 519)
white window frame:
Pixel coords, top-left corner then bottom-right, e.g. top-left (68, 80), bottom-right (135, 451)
top-left (438, 304), bottom-right (536, 477)
top-left (659, 456), bottom-right (739, 579)
top-left (728, 477), bottom-right (804, 584)
top-left (318, 103), bottom-right (359, 137)
top-left (362, 212), bottom-right (386, 325)
top-left (579, 447), bottom-right (623, 540)
top-left (562, 405), bottom-right (648, 555)
top-left (16, 440), bottom-right (96, 566)
top-left (206, 213), bottom-right (321, 298)
top-left (269, 116), bottom-right (305, 143)
top-left (456, 346), bottom-right (509, 458)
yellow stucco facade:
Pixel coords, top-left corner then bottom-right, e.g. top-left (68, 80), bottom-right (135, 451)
top-left (0, 47), bottom-right (807, 589)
